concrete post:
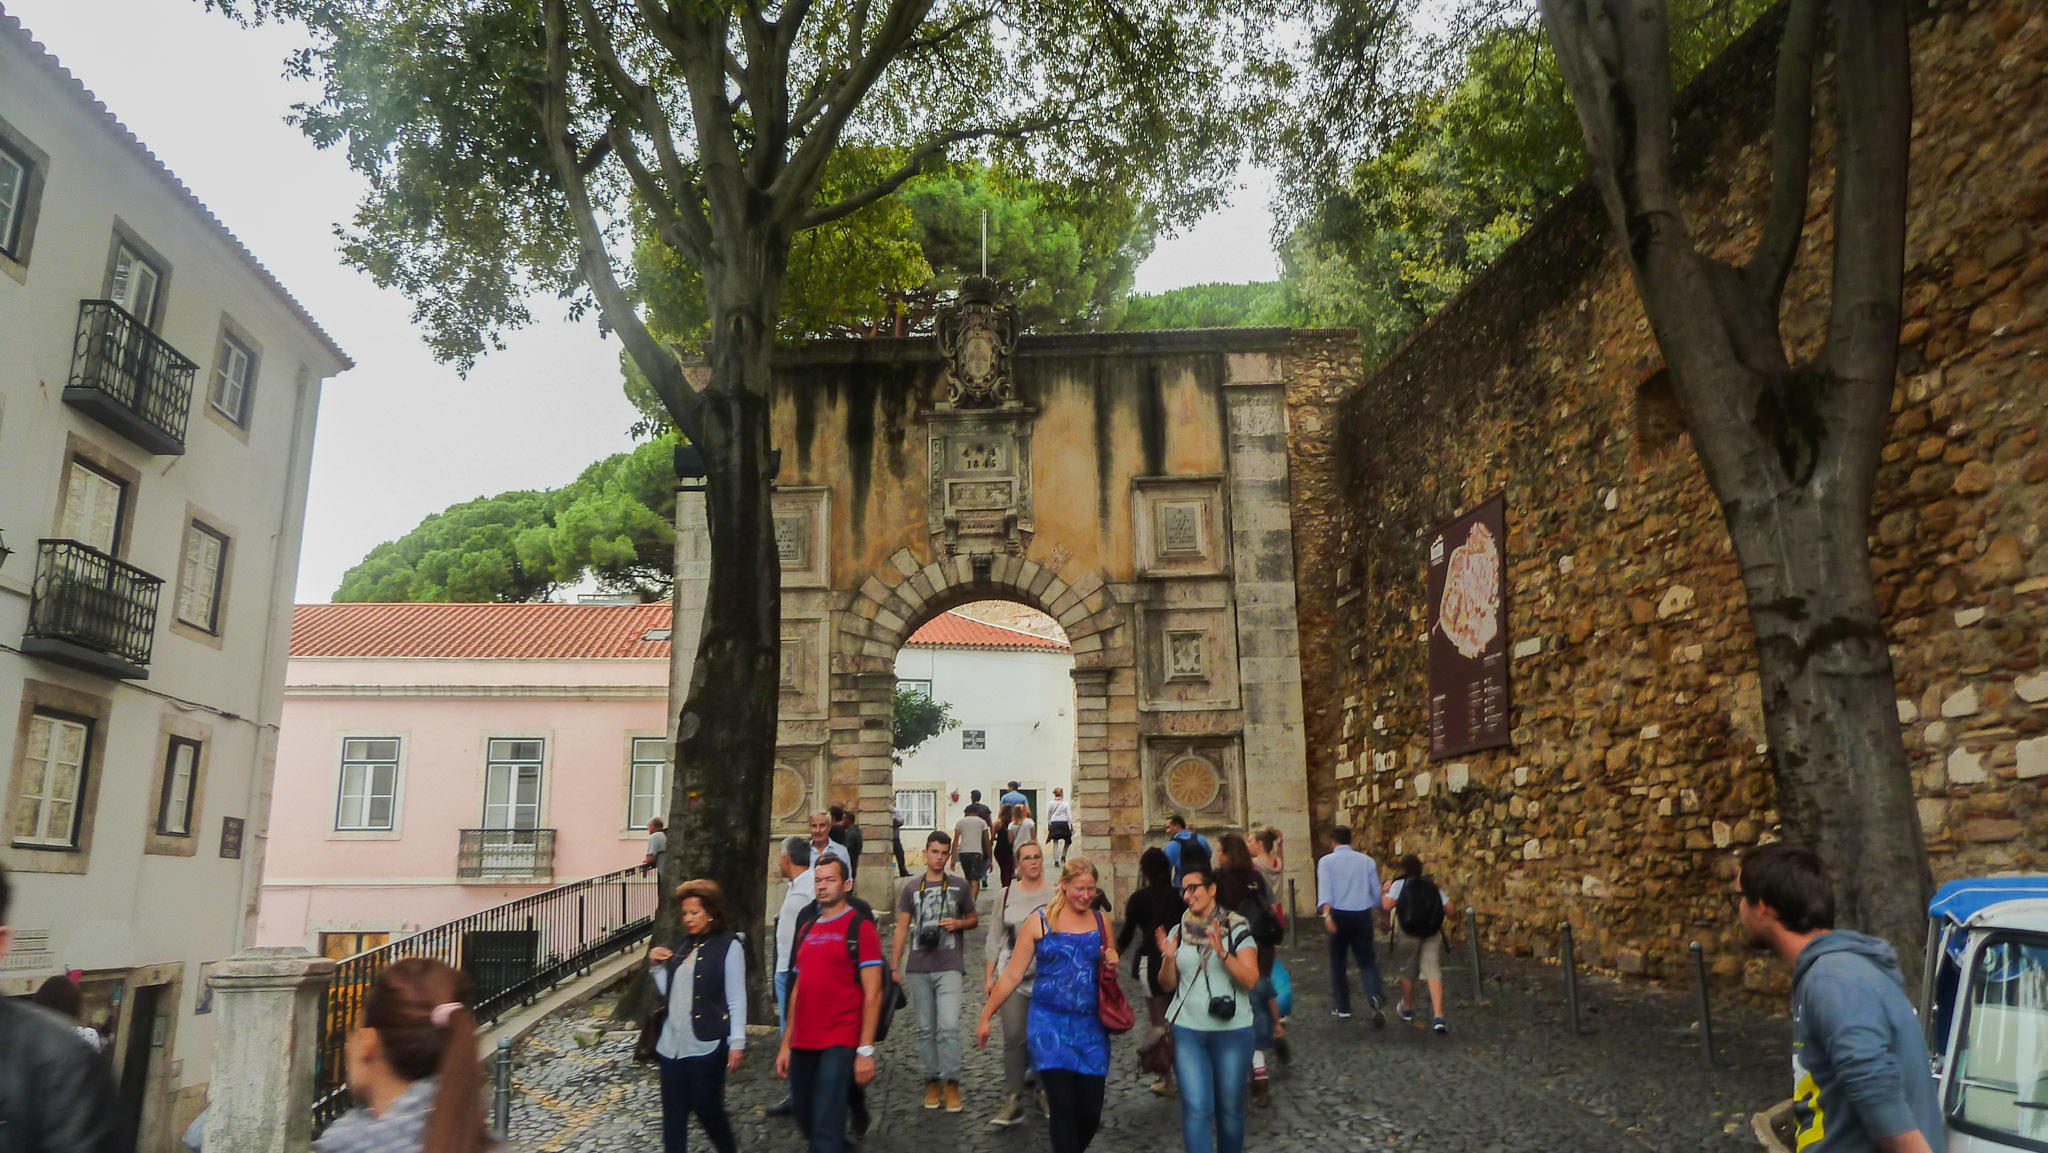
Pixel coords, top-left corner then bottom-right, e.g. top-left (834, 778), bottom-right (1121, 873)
top-left (204, 947), bottom-right (336, 1153)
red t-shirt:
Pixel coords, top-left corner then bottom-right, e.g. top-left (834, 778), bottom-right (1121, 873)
top-left (789, 907), bottom-right (882, 1050)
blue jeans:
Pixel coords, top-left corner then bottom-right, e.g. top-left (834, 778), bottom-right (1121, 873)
top-left (788, 1045), bottom-right (856, 1153)
top-left (1326, 909), bottom-right (1384, 1013)
top-left (1250, 976), bottom-right (1275, 1050)
top-left (658, 1047), bottom-right (735, 1153)
top-left (1172, 1026), bottom-right (1255, 1153)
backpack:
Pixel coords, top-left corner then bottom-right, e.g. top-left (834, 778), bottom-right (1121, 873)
top-left (792, 897), bottom-right (906, 1043)
top-left (1234, 875), bottom-right (1284, 948)
top-left (1394, 875), bottom-right (1446, 938)
top-left (1173, 833), bottom-right (1212, 879)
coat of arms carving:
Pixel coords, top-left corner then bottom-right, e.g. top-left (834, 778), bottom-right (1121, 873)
top-left (936, 276), bottom-right (1018, 407)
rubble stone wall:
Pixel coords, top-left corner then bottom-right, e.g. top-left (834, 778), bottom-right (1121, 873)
top-left (1292, 0), bottom-right (2048, 991)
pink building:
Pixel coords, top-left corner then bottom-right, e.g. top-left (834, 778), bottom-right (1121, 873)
top-left (257, 602), bottom-right (672, 954)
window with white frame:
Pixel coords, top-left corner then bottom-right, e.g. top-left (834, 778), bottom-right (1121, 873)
top-left (0, 137), bottom-right (30, 260)
top-left (157, 736), bottom-right (199, 836)
top-left (627, 737), bottom-right (666, 829)
top-left (483, 738), bottom-right (544, 830)
top-left (899, 679), bottom-right (933, 698)
top-left (895, 788), bottom-right (939, 830)
top-left (176, 522), bottom-right (228, 633)
top-left (109, 241), bottom-right (164, 327)
top-left (210, 332), bottom-right (256, 424)
top-left (335, 738), bottom-right (401, 831)
top-left (14, 712), bottom-right (91, 848)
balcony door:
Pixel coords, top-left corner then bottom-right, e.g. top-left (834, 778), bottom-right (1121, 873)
top-left (59, 460), bottom-right (124, 555)
top-left (110, 243), bottom-right (161, 326)
top-left (480, 738), bottom-right (543, 876)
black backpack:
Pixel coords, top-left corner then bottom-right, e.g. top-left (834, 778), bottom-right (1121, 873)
top-left (1233, 878), bottom-right (1283, 948)
top-left (1174, 833), bottom-right (1212, 879)
top-left (1394, 875), bottom-right (1446, 938)
top-left (791, 897), bottom-right (906, 1042)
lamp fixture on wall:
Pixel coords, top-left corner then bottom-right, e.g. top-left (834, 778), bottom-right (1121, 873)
top-left (673, 444), bottom-right (783, 493)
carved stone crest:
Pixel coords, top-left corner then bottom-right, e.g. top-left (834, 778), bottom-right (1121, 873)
top-left (936, 276), bottom-right (1018, 407)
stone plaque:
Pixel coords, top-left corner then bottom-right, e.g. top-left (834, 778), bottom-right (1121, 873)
top-left (1163, 754), bottom-right (1222, 812)
top-left (771, 765), bottom-right (809, 822)
top-left (1167, 630), bottom-right (1207, 680)
top-left (949, 480), bottom-right (1014, 511)
top-left (1158, 503), bottom-right (1204, 555)
top-left (219, 816), bottom-right (245, 859)
top-left (779, 638), bottom-right (802, 689)
top-left (774, 513), bottom-right (809, 567)
top-left (957, 441), bottom-right (1007, 472)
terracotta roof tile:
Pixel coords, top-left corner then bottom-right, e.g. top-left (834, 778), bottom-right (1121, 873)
top-left (905, 611), bottom-right (1070, 652)
top-left (291, 603), bottom-right (673, 660)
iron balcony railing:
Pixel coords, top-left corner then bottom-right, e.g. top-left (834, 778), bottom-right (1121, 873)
top-left (23, 539), bottom-right (163, 679)
top-left (312, 866), bottom-right (659, 1133)
top-left (67, 299), bottom-right (196, 455)
top-left (457, 828), bottom-right (558, 881)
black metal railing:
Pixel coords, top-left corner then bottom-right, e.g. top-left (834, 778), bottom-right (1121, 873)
top-left (456, 828), bottom-right (558, 881)
top-left (312, 865), bottom-right (659, 1133)
top-left (23, 539), bottom-right (162, 676)
top-left (68, 300), bottom-right (196, 453)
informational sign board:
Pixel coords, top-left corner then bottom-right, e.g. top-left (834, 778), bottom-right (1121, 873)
top-left (219, 815), bottom-right (245, 859)
top-left (1427, 494), bottom-right (1512, 758)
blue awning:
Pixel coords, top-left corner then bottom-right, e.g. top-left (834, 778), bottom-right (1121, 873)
top-left (1929, 877), bottom-right (2048, 955)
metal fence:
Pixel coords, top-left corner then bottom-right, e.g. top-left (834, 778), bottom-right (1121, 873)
top-left (312, 865), bottom-right (659, 1133)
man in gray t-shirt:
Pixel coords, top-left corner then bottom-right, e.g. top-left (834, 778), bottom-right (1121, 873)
top-left (642, 818), bottom-right (666, 873)
top-left (891, 831), bottom-right (978, 1110)
top-left (951, 810), bottom-right (991, 900)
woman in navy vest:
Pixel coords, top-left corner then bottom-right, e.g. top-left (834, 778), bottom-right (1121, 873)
top-left (648, 879), bottom-right (747, 1153)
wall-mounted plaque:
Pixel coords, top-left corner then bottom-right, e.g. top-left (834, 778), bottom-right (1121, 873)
top-left (1427, 494), bottom-right (1511, 759)
top-left (1167, 630), bottom-right (1207, 680)
top-left (774, 513), bottom-right (809, 567)
top-left (219, 816), bottom-right (246, 859)
top-left (1158, 503), bottom-right (1204, 556)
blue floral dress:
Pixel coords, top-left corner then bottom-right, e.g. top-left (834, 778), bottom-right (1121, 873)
top-left (1026, 910), bottom-right (1110, 1076)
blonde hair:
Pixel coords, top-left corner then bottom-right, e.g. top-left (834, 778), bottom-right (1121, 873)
top-left (1046, 856), bottom-right (1099, 923)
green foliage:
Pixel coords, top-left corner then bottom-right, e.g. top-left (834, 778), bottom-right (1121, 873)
top-left (334, 436), bottom-right (679, 602)
top-left (892, 685), bottom-right (959, 766)
top-left (1117, 281), bottom-right (1304, 330)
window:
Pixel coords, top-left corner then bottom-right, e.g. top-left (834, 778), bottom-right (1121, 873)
top-left (899, 679), bottom-right (934, 699)
top-left (627, 737), bottom-right (665, 829)
top-left (109, 242), bottom-right (163, 326)
top-left (175, 522), bottom-right (228, 633)
top-left (335, 738), bottom-right (400, 831)
top-left (1946, 933), bottom-right (2048, 1145)
top-left (0, 137), bottom-right (29, 259)
top-left (156, 737), bottom-right (199, 836)
top-left (895, 788), bottom-right (938, 830)
top-left (962, 729), bottom-right (986, 750)
top-left (58, 458), bottom-right (127, 555)
top-left (13, 712), bottom-right (91, 848)
top-left (210, 333), bottom-right (255, 424)
top-left (484, 738), bottom-right (544, 830)
top-left (319, 931), bottom-right (390, 960)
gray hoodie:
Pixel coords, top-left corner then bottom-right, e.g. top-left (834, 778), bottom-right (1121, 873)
top-left (1790, 931), bottom-right (1945, 1151)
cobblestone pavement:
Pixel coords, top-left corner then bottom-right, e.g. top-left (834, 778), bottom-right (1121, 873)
top-left (509, 908), bottom-right (1791, 1152)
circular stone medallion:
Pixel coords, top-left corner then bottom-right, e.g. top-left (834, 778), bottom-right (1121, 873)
top-left (1163, 754), bottom-right (1221, 813)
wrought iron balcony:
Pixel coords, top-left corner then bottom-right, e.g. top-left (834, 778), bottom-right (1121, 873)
top-left (456, 828), bottom-right (557, 882)
top-left (67, 300), bottom-right (196, 455)
top-left (23, 539), bottom-right (163, 680)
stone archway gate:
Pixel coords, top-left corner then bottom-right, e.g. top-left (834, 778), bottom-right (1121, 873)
top-left (763, 284), bottom-right (1342, 904)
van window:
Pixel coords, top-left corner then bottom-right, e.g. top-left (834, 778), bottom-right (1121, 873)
top-left (1948, 933), bottom-right (2048, 1147)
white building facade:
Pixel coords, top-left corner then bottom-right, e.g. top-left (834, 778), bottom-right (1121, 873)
top-left (891, 608), bottom-right (1076, 855)
top-left (0, 13), bottom-right (349, 1152)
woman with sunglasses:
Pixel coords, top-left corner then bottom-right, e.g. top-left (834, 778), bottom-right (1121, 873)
top-left (1153, 865), bottom-right (1261, 1153)
top-left (977, 856), bottom-right (1119, 1153)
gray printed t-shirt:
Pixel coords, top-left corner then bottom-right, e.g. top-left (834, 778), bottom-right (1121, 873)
top-left (897, 874), bottom-right (975, 973)
top-left (953, 815), bottom-right (990, 857)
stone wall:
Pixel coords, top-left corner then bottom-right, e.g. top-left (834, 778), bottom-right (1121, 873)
top-left (1292, 0), bottom-right (2048, 990)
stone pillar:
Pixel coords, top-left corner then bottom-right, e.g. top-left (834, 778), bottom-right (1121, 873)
top-left (843, 670), bottom-right (899, 906)
top-left (204, 947), bottom-right (336, 1153)
top-left (1222, 372), bottom-right (1314, 904)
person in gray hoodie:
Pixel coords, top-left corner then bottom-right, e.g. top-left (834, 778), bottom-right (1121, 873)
top-left (1737, 842), bottom-right (1944, 1153)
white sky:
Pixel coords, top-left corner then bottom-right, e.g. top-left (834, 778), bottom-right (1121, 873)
top-left (6, 0), bottom-right (1279, 602)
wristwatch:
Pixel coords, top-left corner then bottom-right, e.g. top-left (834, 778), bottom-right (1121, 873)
top-left (855, 1044), bottom-right (876, 1058)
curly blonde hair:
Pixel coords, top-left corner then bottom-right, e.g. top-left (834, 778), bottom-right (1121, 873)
top-left (1045, 856), bottom-right (1099, 923)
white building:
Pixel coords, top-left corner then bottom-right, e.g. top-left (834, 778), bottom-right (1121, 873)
top-left (891, 606), bottom-right (1076, 856)
top-left (0, 13), bottom-right (350, 1152)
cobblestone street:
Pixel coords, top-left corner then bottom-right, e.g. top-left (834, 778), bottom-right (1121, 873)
top-left (509, 912), bottom-right (1792, 1152)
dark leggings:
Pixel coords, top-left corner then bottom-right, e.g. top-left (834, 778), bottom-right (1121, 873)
top-left (1040, 1067), bottom-right (1106, 1153)
top-left (658, 1047), bottom-right (736, 1153)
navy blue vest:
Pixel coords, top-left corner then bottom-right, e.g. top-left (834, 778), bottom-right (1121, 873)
top-left (662, 932), bottom-right (736, 1043)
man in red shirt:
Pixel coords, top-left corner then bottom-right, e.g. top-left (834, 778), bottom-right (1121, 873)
top-left (776, 855), bottom-right (883, 1152)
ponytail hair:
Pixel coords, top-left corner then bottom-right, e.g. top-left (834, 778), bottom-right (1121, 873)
top-left (364, 957), bottom-right (489, 1153)
top-left (1046, 856), bottom-right (1099, 923)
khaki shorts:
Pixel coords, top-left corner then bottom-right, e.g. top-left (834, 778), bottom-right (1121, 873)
top-left (1388, 930), bottom-right (1443, 982)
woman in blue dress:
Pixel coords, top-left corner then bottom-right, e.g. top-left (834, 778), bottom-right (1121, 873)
top-left (978, 856), bottom-right (1121, 1153)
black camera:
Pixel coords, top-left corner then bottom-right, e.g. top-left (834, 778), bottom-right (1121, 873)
top-left (1207, 995), bottom-right (1237, 1021)
top-left (916, 925), bottom-right (943, 950)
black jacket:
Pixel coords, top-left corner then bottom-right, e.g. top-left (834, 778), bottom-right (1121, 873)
top-left (0, 999), bottom-right (122, 1153)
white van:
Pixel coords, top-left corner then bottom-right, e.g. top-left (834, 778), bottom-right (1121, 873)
top-left (1922, 877), bottom-right (2048, 1152)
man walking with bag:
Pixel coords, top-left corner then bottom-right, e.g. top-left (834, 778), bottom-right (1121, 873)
top-left (778, 857), bottom-right (884, 1152)
top-left (891, 832), bottom-right (978, 1112)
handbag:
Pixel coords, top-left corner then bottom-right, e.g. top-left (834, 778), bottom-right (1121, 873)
top-left (1271, 959), bottom-right (1294, 1018)
top-left (1093, 910), bottom-right (1135, 1034)
top-left (632, 936), bottom-right (691, 1063)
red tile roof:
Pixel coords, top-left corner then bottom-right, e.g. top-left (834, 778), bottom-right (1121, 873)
top-left (905, 611), bottom-right (1070, 652)
top-left (291, 603), bottom-right (674, 660)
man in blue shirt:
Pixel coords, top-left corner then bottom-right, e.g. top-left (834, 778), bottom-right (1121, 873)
top-left (999, 782), bottom-right (1027, 810)
top-left (1162, 814), bottom-right (1212, 883)
top-left (1317, 826), bottom-right (1386, 1025)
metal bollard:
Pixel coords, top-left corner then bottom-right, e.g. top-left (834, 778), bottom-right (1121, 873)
top-left (1560, 921), bottom-right (1583, 1036)
top-left (1288, 879), bottom-right (1300, 948)
top-left (1690, 941), bottom-right (1716, 1065)
top-left (494, 1036), bottom-right (513, 1134)
top-left (1465, 907), bottom-right (1484, 1004)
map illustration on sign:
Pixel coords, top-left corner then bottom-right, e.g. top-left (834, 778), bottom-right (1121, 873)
top-left (1426, 495), bottom-right (1511, 758)
top-left (1435, 521), bottom-right (1501, 659)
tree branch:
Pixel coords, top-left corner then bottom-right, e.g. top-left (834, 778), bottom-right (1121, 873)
top-left (795, 116), bottom-right (1076, 230)
top-left (540, 0), bottom-right (702, 432)
top-left (569, 0), bottom-right (714, 259)
top-left (770, 0), bottom-right (937, 224)
top-left (1743, 0), bottom-right (1824, 307)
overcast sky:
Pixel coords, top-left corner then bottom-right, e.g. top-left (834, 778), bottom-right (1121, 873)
top-left (6, 0), bottom-right (1280, 602)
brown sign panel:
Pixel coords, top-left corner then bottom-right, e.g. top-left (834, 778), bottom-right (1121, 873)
top-left (1427, 494), bottom-right (1511, 758)
top-left (219, 816), bottom-right (245, 859)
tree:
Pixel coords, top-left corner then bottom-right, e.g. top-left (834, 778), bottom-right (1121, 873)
top-left (891, 685), bottom-right (958, 765)
top-left (1118, 280), bottom-right (1304, 331)
top-left (334, 488), bottom-right (562, 602)
top-left (211, 0), bottom-right (1281, 969)
top-left (1534, 0), bottom-right (1929, 963)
